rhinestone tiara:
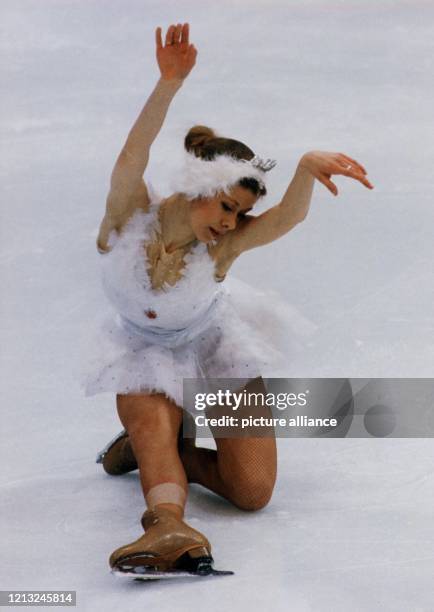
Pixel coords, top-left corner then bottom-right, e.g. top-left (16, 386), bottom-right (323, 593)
top-left (249, 156), bottom-right (277, 172)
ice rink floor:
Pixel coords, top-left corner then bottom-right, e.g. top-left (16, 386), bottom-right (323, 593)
top-left (1, 1), bottom-right (433, 610)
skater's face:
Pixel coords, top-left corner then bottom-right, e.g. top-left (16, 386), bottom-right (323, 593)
top-left (189, 185), bottom-right (258, 243)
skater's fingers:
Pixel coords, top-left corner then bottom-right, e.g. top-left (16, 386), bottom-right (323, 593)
top-left (173, 23), bottom-right (183, 44)
top-left (318, 174), bottom-right (338, 196)
top-left (337, 164), bottom-right (374, 189)
top-left (337, 153), bottom-right (367, 175)
top-left (355, 174), bottom-right (374, 189)
top-left (181, 22), bottom-right (190, 45)
top-left (156, 27), bottom-right (163, 50)
top-left (336, 163), bottom-right (364, 179)
top-left (165, 25), bottom-right (176, 46)
top-left (344, 169), bottom-right (374, 189)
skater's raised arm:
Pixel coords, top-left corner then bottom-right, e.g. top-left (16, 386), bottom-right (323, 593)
top-left (227, 151), bottom-right (374, 255)
top-left (97, 23), bottom-right (197, 253)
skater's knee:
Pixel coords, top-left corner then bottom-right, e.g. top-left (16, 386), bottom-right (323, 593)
top-left (227, 473), bottom-right (275, 512)
top-left (116, 393), bottom-right (182, 443)
top-left (233, 486), bottom-right (274, 511)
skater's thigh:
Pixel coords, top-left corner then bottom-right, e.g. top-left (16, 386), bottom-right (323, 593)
top-left (214, 436), bottom-right (277, 473)
top-left (116, 392), bottom-right (183, 439)
top-left (213, 376), bottom-right (277, 476)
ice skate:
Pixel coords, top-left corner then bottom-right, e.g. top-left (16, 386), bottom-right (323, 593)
top-left (96, 412), bottom-right (196, 476)
top-left (110, 507), bottom-right (233, 579)
top-left (95, 429), bottom-right (137, 475)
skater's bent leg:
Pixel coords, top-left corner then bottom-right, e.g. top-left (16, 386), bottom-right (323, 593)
top-left (116, 392), bottom-right (187, 518)
top-left (181, 436), bottom-right (276, 511)
top-left (217, 436), bottom-right (277, 510)
top-left (180, 377), bottom-right (277, 511)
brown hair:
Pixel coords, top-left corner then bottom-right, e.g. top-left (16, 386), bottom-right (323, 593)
top-left (184, 125), bottom-right (267, 197)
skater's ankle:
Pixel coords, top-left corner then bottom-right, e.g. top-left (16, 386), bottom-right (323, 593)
top-left (153, 503), bottom-right (184, 519)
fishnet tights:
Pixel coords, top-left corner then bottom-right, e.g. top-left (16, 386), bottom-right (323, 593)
top-left (180, 436), bottom-right (277, 511)
top-left (181, 377), bottom-right (277, 511)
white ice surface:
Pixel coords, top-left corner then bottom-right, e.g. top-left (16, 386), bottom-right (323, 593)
top-left (1, 1), bottom-right (433, 610)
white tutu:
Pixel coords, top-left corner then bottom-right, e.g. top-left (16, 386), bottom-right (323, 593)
top-left (83, 200), bottom-right (316, 412)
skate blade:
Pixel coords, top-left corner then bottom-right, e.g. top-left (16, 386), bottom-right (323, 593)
top-left (112, 551), bottom-right (233, 580)
top-left (96, 429), bottom-right (127, 463)
top-left (111, 566), bottom-right (234, 581)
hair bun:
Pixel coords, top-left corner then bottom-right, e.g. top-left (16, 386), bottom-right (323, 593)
top-left (184, 125), bottom-right (217, 155)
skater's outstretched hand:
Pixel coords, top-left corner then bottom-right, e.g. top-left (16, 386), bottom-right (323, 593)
top-left (299, 151), bottom-right (374, 195)
top-left (156, 23), bottom-right (197, 81)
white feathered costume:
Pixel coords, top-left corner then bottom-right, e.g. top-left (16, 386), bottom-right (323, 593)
top-left (83, 153), bottom-right (315, 411)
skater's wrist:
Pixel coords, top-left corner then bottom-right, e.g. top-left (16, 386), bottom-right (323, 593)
top-left (157, 76), bottom-right (184, 89)
top-left (297, 153), bottom-right (317, 176)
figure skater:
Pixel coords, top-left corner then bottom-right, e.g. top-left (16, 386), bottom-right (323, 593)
top-left (85, 23), bottom-right (373, 576)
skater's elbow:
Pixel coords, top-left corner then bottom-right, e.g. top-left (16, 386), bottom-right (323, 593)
top-left (290, 209), bottom-right (308, 225)
top-left (96, 238), bottom-right (112, 254)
